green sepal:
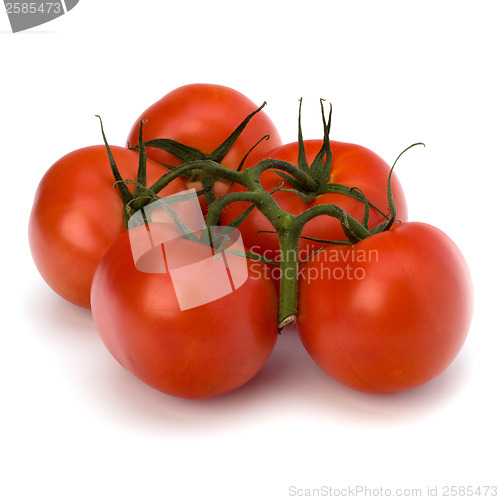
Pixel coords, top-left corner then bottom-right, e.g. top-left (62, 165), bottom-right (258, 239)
top-left (339, 211), bottom-right (373, 244)
top-left (298, 235), bottom-right (352, 246)
top-left (348, 186), bottom-right (371, 228)
top-left (201, 201), bottom-right (256, 248)
top-left (133, 102), bottom-right (269, 167)
top-left (235, 134), bottom-right (270, 173)
top-left (209, 102), bottom-right (268, 163)
top-left (140, 138), bottom-right (206, 163)
top-left (298, 246), bottom-right (326, 264)
top-left (221, 248), bottom-right (279, 267)
top-left (267, 184), bottom-right (316, 204)
top-left (354, 142), bottom-right (426, 237)
top-left (151, 191), bottom-right (201, 243)
top-left (369, 219), bottom-right (392, 235)
top-left (96, 115), bottom-right (134, 205)
top-left (385, 142), bottom-right (425, 231)
top-left (317, 183), bottom-right (390, 220)
top-left (297, 98), bottom-right (310, 173)
top-left (340, 213), bottom-right (362, 244)
top-left (309, 100), bottom-right (333, 186)
top-left (267, 169), bottom-right (307, 191)
top-left (135, 120), bottom-right (148, 197)
top-left (223, 204), bottom-right (256, 229)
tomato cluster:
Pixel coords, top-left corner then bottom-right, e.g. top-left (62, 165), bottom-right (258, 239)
top-left (29, 83), bottom-right (473, 399)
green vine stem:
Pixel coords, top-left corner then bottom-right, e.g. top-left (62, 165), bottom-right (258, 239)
top-left (101, 105), bottom-right (423, 330)
top-left (119, 132), bottom-right (411, 330)
top-left (130, 158), bottom-right (319, 215)
top-left (199, 143), bottom-right (425, 328)
top-left (202, 169), bottom-right (373, 329)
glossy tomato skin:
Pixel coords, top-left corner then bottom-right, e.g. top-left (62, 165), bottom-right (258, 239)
top-left (221, 140), bottom-right (408, 259)
top-left (91, 224), bottom-right (279, 399)
top-left (28, 146), bottom-right (186, 309)
top-left (297, 222), bottom-right (473, 394)
top-left (127, 83), bottom-right (282, 180)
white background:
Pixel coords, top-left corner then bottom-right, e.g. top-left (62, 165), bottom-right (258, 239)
top-left (1, 1), bottom-right (498, 499)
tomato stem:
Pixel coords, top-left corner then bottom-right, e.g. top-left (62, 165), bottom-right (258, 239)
top-left (275, 222), bottom-right (303, 329)
top-left (100, 101), bottom-right (424, 332)
top-left (201, 165), bottom-right (372, 328)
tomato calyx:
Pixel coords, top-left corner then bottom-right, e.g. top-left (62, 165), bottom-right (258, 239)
top-left (298, 142), bottom-right (426, 247)
top-left (297, 98), bottom-right (333, 187)
top-left (96, 115), bottom-right (135, 212)
top-left (128, 102), bottom-right (270, 178)
top-left (265, 99), bottom-right (333, 200)
top-left (97, 116), bottom-right (160, 226)
top-left (125, 102), bottom-right (278, 208)
top-left (98, 115), bottom-right (216, 226)
top-left (264, 100), bottom-right (397, 219)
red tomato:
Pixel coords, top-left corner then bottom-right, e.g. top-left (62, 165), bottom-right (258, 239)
top-left (29, 146), bottom-right (186, 309)
top-left (127, 83), bottom-right (282, 197)
top-left (91, 223), bottom-right (278, 399)
top-left (221, 140), bottom-right (408, 260)
top-left (297, 222), bottom-right (473, 394)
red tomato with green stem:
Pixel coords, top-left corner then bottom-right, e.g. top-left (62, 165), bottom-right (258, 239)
top-left (91, 223), bottom-right (279, 399)
top-left (297, 222), bottom-right (473, 394)
top-left (127, 83), bottom-right (282, 201)
top-left (29, 145), bottom-right (186, 308)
